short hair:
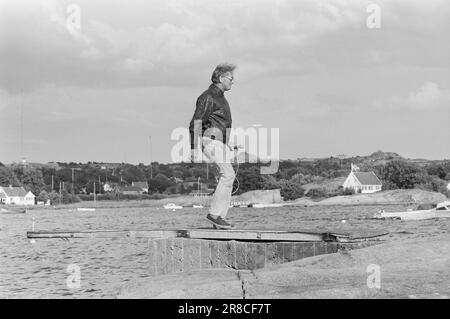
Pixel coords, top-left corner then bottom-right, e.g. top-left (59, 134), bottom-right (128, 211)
top-left (211, 63), bottom-right (236, 83)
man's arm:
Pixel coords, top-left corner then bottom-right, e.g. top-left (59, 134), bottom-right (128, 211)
top-left (189, 95), bottom-right (214, 149)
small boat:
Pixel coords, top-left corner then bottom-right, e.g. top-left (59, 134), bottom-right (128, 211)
top-left (252, 203), bottom-right (285, 208)
top-left (193, 204), bottom-right (204, 208)
top-left (163, 203), bottom-right (183, 210)
top-left (1, 208), bottom-right (26, 214)
top-left (77, 208), bottom-right (96, 212)
top-left (375, 201), bottom-right (450, 221)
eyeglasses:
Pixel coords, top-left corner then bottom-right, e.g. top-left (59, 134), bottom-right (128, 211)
top-left (222, 76), bottom-right (234, 83)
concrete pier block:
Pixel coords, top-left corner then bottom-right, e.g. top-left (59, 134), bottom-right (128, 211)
top-left (283, 242), bottom-right (294, 262)
top-left (265, 242), bottom-right (284, 265)
top-left (303, 242), bottom-right (315, 258)
top-left (315, 242), bottom-right (328, 256)
top-left (155, 239), bottom-right (167, 275)
top-left (235, 242), bottom-right (247, 269)
top-left (182, 239), bottom-right (201, 272)
top-left (173, 238), bottom-right (184, 273)
top-left (148, 238), bottom-right (382, 276)
top-left (293, 242), bottom-right (304, 260)
top-left (217, 241), bottom-right (236, 269)
top-left (200, 240), bottom-right (211, 269)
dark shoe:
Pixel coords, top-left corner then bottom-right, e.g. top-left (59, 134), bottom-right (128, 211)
top-left (212, 220), bottom-right (235, 229)
top-left (217, 217), bottom-right (234, 229)
top-left (206, 214), bottom-right (231, 229)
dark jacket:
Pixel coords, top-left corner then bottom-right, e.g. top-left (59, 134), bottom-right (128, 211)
top-left (189, 84), bottom-right (232, 149)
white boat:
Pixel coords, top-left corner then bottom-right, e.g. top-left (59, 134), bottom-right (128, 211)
top-left (1, 207), bottom-right (26, 214)
top-left (252, 203), bottom-right (285, 208)
top-left (77, 208), bottom-right (96, 212)
top-left (193, 204), bottom-right (204, 208)
top-left (163, 203), bottom-right (183, 210)
top-left (375, 201), bottom-right (450, 220)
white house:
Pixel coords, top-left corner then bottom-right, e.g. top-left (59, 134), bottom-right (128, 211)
top-left (447, 181), bottom-right (450, 191)
top-left (342, 170), bottom-right (382, 194)
top-left (103, 183), bottom-right (114, 192)
top-left (0, 186), bottom-right (35, 205)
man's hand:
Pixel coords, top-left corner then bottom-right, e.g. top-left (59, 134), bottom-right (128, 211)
top-left (228, 144), bottom-right (244, 151)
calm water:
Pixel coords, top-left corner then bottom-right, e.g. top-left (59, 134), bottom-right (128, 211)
top-left (1, 203), bottom-right (445, 298)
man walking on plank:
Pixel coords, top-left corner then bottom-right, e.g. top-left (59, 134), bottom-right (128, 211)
top-left (189, 63), bottom-right (237, 230)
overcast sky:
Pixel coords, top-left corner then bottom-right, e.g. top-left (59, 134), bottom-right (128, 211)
top-left (0, 0), bottom-right (449, 164)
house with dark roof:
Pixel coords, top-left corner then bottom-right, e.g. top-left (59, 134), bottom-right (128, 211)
top-left (131, 181), bottom-right (149, 193)
top-left (342, 169), bottom-right (382, 194)
top-left (0, 186), bottom-right (35, 205)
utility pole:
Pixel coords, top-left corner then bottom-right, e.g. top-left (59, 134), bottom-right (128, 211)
top-left (71, 168), bottom-right (75, 195)
top-left (93, 182), bottom-right (96, 202)
top-left (19, 91), bottom-right (27, 165)
top-left (149, 135), bottom-right (153, 179)
top-left (20, 96), bottom-right (23, 163)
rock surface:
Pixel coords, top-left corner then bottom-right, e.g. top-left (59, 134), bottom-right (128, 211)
top-left (116, 234), bottom-right (450, 299)
top-left (288, 189), bottom-right (448, 206)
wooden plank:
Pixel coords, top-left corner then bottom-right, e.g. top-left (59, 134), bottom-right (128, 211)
top-left (26, 228), bottom-right (388, 242)
top-left (26, 229), bottom-right (326, 241)
top-left (185, 229), bottom-right (325, 242)
top-left (27, 230), bottom-right (181, 239)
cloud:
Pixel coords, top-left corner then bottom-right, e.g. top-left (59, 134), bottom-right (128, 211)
top-left (0, 89), bottom-right (8, 112)
top-left (375, 82), bottom-right (450, 110)
top-left (0, 0), bottom-right (448, 93)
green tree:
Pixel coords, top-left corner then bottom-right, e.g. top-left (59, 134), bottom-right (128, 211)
top-left (0, 167), bottom-right (20, 186)
top-left (306, 187), bottom-right (328, 199)
top-left (380, 161), bottom-right (426, 189)
top-left (48, 191), bottom-right (62, 205)
top-left (37, 190), bottom-right (50, 203)
top-left (278, 180), bottom-right (305, 200)
top-left (427, 164), bottom-right (448, 180)
top-left (148, 173), bottom-right (172, 193)
top-left (235, 166), bottom-right (265, 194)
top-left (19, 168), bottom-right (45, 195)
top-left (61, 189), bottom-right (81, 204)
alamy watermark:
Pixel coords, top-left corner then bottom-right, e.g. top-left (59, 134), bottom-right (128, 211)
top-left (66, 264), bottom-right (81, 289)
top-left (66, 4), bottom-right (81, 35)
top-left (366, 264), bottom-right (381, 289)
top-left (366, 4), bottom-right (381, 29)
top-left (170, 122), bottom-right (280, 174)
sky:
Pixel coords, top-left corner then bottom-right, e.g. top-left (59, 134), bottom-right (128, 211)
top-left (0, 0), bottom-right (449, 164)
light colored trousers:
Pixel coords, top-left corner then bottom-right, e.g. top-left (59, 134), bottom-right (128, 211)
top-left (202, 137), bottom-right (236, 218)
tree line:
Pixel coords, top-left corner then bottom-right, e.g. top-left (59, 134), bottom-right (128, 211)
top-left (0, 151), bottom-right (449, 204)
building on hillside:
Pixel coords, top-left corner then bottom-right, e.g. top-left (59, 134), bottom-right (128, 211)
top-left (342, 165), bottom-right (382, 194)
top-left (116, 186), bottom-right (143, 195)
top-left (169, 177), bottom-right (183, 184)
top-left (447, 181), bottom-right (450, 191)
top-left (0, 186), bottom-right (36, 205)
top-left (132, 181), bottom-right (149, 193)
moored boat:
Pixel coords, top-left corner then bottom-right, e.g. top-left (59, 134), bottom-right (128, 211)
top-left (1, 207), bottom-right (26, 214)
top-left (163, 203), bottom-right (183, 210)
top-left (375, 201), bottom-right (450, 220)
